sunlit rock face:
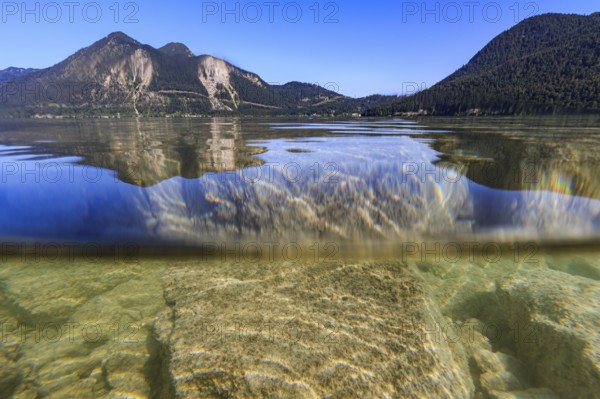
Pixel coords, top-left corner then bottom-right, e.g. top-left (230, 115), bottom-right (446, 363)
top-left (154, 261), bottom-right (474, 398)
top-left (104, 48), bottom-right (155, 91)
top-left (196, 55), bottom-right (275, 111)
top-left (197, 56), bottom-right (240, 111)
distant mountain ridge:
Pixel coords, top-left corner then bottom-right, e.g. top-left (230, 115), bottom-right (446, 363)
top-left (0, 32), bottom-right (390, 117)
top-left (367, 12), bottom-right (600, 116)
top-left (3, 13), bottom-right (598, 118)
top-left (0, 67), bottom-right (39, 83)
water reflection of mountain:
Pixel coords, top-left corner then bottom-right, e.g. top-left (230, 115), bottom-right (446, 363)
top-left (0, 118), bottom-right (266, 186)
top-left (424, 116), bottom-right (600, 202)
top-left (1, 117), bottom-right (600, 244)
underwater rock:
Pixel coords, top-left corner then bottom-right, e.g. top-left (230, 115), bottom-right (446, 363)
top-left (454, 318), bottom-right (538, 398)
top-left (472, 349), bottom-right (531, 387)
top-left (0, 261), bottom-right (167, 398)
top-left (487, 388), bottom-right (560, 399)
top-left (0, 342), bottom-right (38, 399)
top-left (546, 256), bottom-right (600, 281)
top-left (480, 370), bottom-right (523, 392)
top-left (0, 348), bottom-right (21, 399)
top-left (154, 261), bottom-right (474, 398)
top-left (496, 269), bottom-right (600, 399)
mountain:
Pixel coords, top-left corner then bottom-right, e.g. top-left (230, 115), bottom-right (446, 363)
top-left (367, 13), bottom-right (600, 116)
top-left (0, 67), bottom-right (38, 83)
top-left (158, 42), bottom-right (195, 58)
top-left (0, 32), bottom-right (387, 117)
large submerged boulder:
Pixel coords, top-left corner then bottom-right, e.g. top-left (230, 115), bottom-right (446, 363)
top-left (496, 269), bottom-right (600, 399)
top-left (154, 261), bottom-right (474, 398)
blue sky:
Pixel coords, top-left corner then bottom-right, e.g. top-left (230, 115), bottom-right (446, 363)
top-left (0, 0), bottom-right (597, 97)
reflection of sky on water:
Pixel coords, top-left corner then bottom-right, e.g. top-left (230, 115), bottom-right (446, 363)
top-left (1, 120), bottom-right (600, 245)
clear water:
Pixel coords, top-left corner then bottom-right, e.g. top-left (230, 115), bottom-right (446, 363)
top-left (0, 117), bottom-right (598, 398)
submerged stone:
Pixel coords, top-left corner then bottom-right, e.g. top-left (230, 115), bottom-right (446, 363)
top-left (497, 269), bottom-right (600, 399)
top-left (154, 261), bottom-right (474, 398)
top-left (487, 388), bottom-right (560, 399)
top-left (0, 348), bottom-right (21, 399)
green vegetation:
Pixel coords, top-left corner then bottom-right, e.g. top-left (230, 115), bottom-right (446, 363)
top-left (7, 12), bottom-right (597, 119)
top-left (367, 13), bottom-right (600, 116)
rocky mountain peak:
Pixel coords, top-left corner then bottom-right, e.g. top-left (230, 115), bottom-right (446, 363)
top-left (158, 42), bottom-right (195, 58)
top-left (104, 31), bottom-right (140, 46)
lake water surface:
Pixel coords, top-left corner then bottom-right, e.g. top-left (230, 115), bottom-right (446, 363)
top-left (0, 117), bottom-right (598, 398)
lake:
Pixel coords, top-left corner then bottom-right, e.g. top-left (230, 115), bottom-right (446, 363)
top-left (0, 116), bottom-right (598, 398)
